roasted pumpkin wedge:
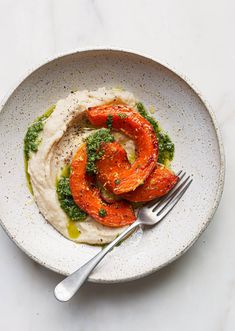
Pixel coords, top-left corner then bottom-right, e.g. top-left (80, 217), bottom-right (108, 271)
top-left (123, 164), bottom-right (178, 202)
top-left (86, 104), bottom-right (158, 194)
top-left (96, 141), bottom-right (130, 191)
top-left (70, 144), bottom-right (136, 227)
top-left (97, 142), bottom-right (178, 202)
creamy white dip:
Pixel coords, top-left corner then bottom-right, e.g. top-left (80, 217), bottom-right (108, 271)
top-left (28, 88), bottom-right (137, 244)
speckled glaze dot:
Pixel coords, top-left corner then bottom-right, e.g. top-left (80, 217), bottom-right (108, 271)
top-left (0, 49), bottom-right (224, 283)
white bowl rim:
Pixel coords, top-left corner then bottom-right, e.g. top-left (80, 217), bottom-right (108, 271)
top-left (0, 47), bottom-right (225, 283)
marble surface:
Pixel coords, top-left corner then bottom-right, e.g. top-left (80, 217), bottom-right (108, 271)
top-left (0, 0), bottom-right (233, 330)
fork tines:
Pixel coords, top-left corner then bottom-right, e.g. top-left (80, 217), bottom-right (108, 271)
top-left (149, 171), bottom-right (193, 219)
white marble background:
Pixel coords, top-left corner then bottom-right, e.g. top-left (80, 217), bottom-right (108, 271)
top-left (0, 0), bottom-right (234, 330)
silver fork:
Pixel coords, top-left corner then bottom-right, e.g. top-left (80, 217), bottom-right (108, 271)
top-left (54, 171), bottom-right (193, 302)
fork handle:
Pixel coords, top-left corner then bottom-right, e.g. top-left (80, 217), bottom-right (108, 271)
top-left (54, 220), bottom-right (141, 301)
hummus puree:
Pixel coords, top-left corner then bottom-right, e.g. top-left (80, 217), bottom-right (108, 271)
top-left (28, 88), bottom-right (137, 244)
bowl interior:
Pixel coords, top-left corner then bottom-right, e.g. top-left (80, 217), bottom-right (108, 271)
top-left (0, 50), bottom-right (223, 282)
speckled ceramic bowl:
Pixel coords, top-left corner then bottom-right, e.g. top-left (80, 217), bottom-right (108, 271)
top-left (0, 49), bottom-right (224, 283)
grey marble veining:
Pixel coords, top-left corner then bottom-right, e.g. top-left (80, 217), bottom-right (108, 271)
top-left (0, 0), bottom-right (234, 330)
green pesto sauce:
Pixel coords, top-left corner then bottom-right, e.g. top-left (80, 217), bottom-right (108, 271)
top-left (24, 105), bottom-right (56, 194)
top-left (24, 105), bottom-right (56, 161)
top-left (98, 208), bottom-right (107, 217)
top-left (106, 114), bottom-right (113, 129)
top-left (136, 102), bottom-right (174, 165)
top-left (56, 165), bottom-right (87, 222)
top-left (86, 128), bottom-right (115, 174)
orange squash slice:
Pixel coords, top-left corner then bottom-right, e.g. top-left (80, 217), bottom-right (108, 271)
top-left (70, 144), bottom-right (136, 227)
